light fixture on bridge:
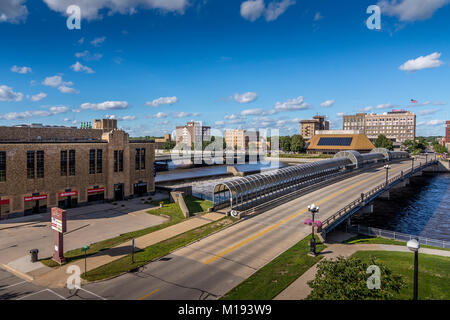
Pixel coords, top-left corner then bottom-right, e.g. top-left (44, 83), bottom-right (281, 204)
top-left (383, 164), bottom-right (391, 187)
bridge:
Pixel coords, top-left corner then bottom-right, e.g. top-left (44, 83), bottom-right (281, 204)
top-left (155, 151), bottom-right (266, 164)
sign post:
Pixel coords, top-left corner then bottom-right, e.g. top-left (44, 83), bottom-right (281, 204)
top-left (51, 207), bottom-right (67, 264)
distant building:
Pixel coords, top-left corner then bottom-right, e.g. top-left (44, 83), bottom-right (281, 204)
top-left (154, 134), bottom-right (172, 150)
top-left (343, 110), bottom-right (416, 143)
top-left (300, 115), bottom-right (329, 140)
top-left (0, 119), bottom-right (155, 219)
top-left (446, 120), bottom-right (450, 143)
top-left (175, 122), bottom-right (211, 146)
top-left (93, 118), bottom-right (118, 132)
top-left (307, 133), bottom-right (375, 154)
top-left (225, 129), bottom-right (260, 150)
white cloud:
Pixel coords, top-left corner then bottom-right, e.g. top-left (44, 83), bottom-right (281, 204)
top-left (42, 75), bottom-right (77, 94)
top-left (172, 112), bottom-right (191, 118)
top-left (75, 50), bottom-right (102, 61)
top-left (146, 112), bottom-right (168, 119)
top-left (0, 85), bottom-right (23, 101)
top-left (265, 0), bottom-right (295, 21)
top-left (241, 108), bottom-right (263, 116)
top-left (105, 114), bottom-right (136, 121)
top-left (313, 12), bottom-right (323, 21)
top-left (399, 52), bottom-right (444, 72)
top-left (375, 103), bottom-right (397, 109)
top-left (11, 65), bottom-right (32, 74)
top-left (233, 92), bottom-right (258, 103)
top-left (29, 92), bottom-right (47, 102)
top-left (273, 96), bottom-right (310, 112)
top-left (91, 36), bottom-right (106, 46)
top-left (145, 96), bottom-right (178, 107)
top-left (336, 112), bottom-right (346, 117)
top-left (418, 119), bottom-right (445, 126)
top-left (320, 99), bottom-right (335, 108)
top-left (0, 0), bottom-right (28, 23)
top-left (0, 105), bottom-right (68, 120)
top-left (80, 101), bottom-right (128, 111)
top-left (418, 108), bottom-right (440, 115)
top-left (240, 0), bottom-right (295, 22)
top-left (71, 61), bottom-right (95, 74)
top-left (378, 0), bottom-right (450, 22)
top-left (42, 0), bottom-right (189, 20)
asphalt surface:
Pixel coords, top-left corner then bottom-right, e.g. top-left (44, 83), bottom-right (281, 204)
top-left (0, 160), bottom-right (413, 300)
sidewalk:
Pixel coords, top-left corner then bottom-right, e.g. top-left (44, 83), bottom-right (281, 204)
top-left (30, 211), bottom-right (224, 288)
top-left (275, 243), bottom-right (450, 300)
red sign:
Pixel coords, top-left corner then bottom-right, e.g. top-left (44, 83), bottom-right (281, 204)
top-left (0, 199), bottom-right (10, 205)
top-left (24, 195), bottom-right (47, 202)
top-left (58, 191), bottom-right (78, 198)
top-left (87, 187), bottom-right (104, 194)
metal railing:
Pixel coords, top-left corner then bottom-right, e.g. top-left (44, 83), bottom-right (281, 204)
top-left (321, 159), bottom-right (437, 232)
top-left (347, 225), bottom-right (450, 249)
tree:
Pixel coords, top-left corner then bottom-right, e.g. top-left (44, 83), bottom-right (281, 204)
top-left (432, 142), bottom-right (448, 154)
top-left (307, 256), bottom-right (404, 300)
top-left (374, 134), bottom-right (394, 151)
top-left (162, 141), bottom-right (176, 151)
top-left (290, 134), bottom-right (306, 153)
top-left (280, 136), bottom-right (291, 153)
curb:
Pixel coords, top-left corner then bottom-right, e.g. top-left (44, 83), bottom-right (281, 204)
top-left (0, 263), bottom-right (34, 282)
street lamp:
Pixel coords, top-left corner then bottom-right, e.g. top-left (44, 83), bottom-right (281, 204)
top-left (411, 157), bottom-right (414, 172)
top-left (307, 203), bottom-right (319, 256)
top-left (407, 238), bottom-right (420, 300)
top-left (383, 164), bottom-right (390, 188)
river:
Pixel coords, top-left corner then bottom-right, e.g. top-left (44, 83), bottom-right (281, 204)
top-left (351, 173), bottom-right (450, 242)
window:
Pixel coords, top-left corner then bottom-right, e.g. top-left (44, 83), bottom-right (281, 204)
top-left (36, 151), bottom-right (44, 178)
top-left (114, 150), bottom-right (118, 172)
top-left (135, 148), bottom-right (140, 170)
top-left (27, 151), bottom-right (35, 179)
top-left (0, 152), bottom-right (5, 182)
top-left (119, 150), bottom-right (124, 172)
top-left (141, 148), bottom-right (146, 169)
top-left (69, 150), bottom-right (76, 176)
top-left (96, 149), bottom-right (102, 174)
top-left (89, 149), bottom-right (95, 174)
top-left (60, 151), bottom-right (67, 176)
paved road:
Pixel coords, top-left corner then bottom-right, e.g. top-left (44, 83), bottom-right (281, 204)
top-left (0, 161), bottom-right (412, 300)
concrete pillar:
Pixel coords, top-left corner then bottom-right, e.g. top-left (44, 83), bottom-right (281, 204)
top-left (379, 190), bottom-right (390, 200)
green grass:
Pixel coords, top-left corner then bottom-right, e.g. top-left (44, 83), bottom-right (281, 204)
top-left (82, 216), bottom-right (237, 281)
top-left (343, 235), bottom-right (450, 251)
top-left (351, 251), bottom-right (450, 300)
top-left (40, 197), bottom-right (211, 268)
top-left (221, 235), bottom-right (325, 300)
top-left (184, 195), bottom-right (213, 214)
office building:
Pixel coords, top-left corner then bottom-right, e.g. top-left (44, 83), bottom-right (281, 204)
top-left (175, 121), bottom-right (211, 146)
top-left (0, 120), bottom-right (155, 219)
top-left (300, 115), bottom-right (330, 140)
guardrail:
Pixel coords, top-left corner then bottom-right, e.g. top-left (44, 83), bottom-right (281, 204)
top-left (347, 225), bottom-right (450, 249)
top-left (321, 159), bottom-right (438, 233)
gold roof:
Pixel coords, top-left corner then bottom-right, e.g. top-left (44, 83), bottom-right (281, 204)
top-left (307, 134), bottom-right (375, 151)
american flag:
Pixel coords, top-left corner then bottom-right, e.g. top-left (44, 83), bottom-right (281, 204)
top-left (410, 99), bottom-right (418, 103)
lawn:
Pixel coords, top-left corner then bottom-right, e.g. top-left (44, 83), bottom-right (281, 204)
top-left (343, 235), bottom-right (450, 251)
top-left (184, 195), bottom-right (213, 214)
top-left (82, 216), bottom-right (237, 281)
top-left (350, 251), bottom-right (450, 300)
top-left (40, 197), bottom-right (212, 268)
top-left (221, 235), bottom-right (325, 300)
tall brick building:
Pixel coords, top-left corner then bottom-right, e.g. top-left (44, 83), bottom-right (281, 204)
top-left (0, 120), bottom-right (155, 219)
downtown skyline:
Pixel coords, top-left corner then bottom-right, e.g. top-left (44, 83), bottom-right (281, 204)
top-left (1, 0), bottom-right (450, 137)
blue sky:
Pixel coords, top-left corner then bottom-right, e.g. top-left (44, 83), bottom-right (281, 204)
top-left (0, 0), bottom-right (449, 137)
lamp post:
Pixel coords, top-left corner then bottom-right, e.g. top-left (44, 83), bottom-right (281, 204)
top-left (407, 238), bottom-right (420, 300)
top-left (383, 164), bottom-right (390, 188)
top-left (411, 157), bottom-right (414, 172)
top-left (82, 245), bottom-right (89, 277)
top-left (307, 203), bottom-right (319, 256)
top-left (425, 153), bottom-right (428, 164)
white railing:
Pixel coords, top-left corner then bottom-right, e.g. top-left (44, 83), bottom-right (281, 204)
top-left (348, 225), bottom-right (450, 249)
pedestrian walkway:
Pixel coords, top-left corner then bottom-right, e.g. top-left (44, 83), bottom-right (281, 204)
top-left (31, 211), bottom-right (224, 288)
top-left (275, 243), bottom-right (450, 300)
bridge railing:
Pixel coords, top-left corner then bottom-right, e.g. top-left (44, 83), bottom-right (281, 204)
top-left (321, 159), bottom-right (437, 232)
top-left (347, 225), bottom-right (450, 249)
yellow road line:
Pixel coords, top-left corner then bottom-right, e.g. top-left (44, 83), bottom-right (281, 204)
top-left (138, 288), bottom-right (160, 300)
top-left (202, 163), bottom-right (409, 264)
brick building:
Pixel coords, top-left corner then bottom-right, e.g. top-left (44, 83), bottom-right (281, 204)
top-left (0, 120), bottom-right (155, 219)
top-left (300, 115), bottom-right (329, 140)
top-left (224, 129), bottom-right (261, 150)
top-left (175, 121), bottom-right (211, 146)
top-left (446, 120), bottom-right (450, 143)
